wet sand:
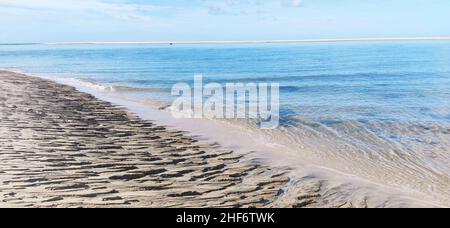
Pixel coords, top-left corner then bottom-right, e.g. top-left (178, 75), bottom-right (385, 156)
top-left (0, 71), bottom-right (437, 208)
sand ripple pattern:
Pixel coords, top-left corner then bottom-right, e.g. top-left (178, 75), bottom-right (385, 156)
top-left (0, 72), bottom-right (294, 208)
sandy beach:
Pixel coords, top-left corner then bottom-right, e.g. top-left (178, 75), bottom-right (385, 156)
top-left (0, 71), bottom-right (440, 208)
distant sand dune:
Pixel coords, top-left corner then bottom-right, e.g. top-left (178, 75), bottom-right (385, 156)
top-left (44, 37), bottom-right (450, 45)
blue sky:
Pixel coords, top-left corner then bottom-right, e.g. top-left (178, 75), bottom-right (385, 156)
top-left (0, 0), bottom-right (449, 42)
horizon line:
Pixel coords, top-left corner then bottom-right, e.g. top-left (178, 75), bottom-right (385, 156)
top-left (2, 37), bottom-right (450, 45)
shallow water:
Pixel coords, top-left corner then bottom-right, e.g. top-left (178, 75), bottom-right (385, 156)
top-left (1, 41), bottom-right (450, 206)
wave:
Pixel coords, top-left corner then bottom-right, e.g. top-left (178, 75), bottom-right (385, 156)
top-left (86, 71), bottom-right (450, 87)
top-left (56, 77), bottom-right (170, 93)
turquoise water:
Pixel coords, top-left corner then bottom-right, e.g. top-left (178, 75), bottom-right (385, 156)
top-left (1, 41), bottom-right (450, 204)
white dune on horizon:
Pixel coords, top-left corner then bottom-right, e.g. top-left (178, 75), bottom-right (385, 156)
top-left (45, 37), bottom-right (450, 45)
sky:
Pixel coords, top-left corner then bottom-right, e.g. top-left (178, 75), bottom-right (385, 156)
top-left (0, 0), bottom-right (449, 42)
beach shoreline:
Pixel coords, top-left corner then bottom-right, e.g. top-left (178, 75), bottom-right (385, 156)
top-left (0, 71), bottom-right (442, 208)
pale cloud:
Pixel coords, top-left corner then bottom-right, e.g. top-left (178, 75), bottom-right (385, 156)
top-left (0, 0), bottom-right (304, 21)
top-left (0, 0), bottom-right (168, 22)
top-left (206, 0), bottom-right (305, 16)
top-left (290, 0), bottom-right (304, 7)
